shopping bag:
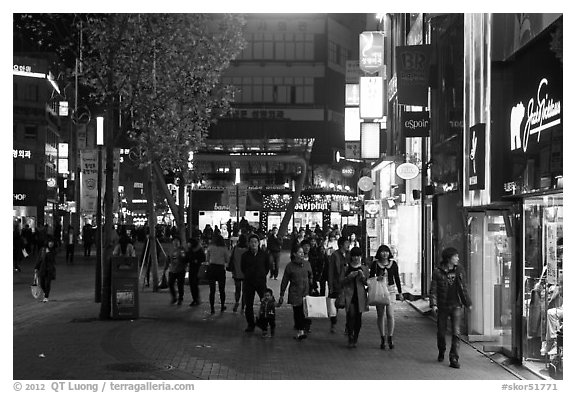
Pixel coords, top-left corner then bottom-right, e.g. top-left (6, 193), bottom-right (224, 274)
top-left (367, 277), bottom-right (390, 306)
top-left (303, 295), bottom-right (329, 318)
top-left (326, 297), bottom-right (337, 317)
top-left (197, 263), bottom-right (210, 285)
top-left (31, 273), bottom-right (42, 299)
top-left (158, 271), bottom-right (168, 289)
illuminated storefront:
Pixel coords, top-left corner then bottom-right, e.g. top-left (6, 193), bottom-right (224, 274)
top-left (463, 15), bottom-right (562, 371)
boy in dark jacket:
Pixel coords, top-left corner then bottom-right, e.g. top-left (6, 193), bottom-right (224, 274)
top-left (430, 247), bottom-right (472, 369)
top-left (256, 288), bottom-right (277, 338)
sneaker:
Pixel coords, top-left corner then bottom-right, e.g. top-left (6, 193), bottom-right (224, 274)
top-left (42, 298), bottom-right (49, 303)
top-left (221, 305), bottom-right (227, 312)
top-left (261, 331), bottom-right (270, 338)
top-left (170, 298), bottom-right (177, 305)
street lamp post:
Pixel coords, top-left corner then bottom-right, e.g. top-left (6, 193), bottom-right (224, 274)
top-left (95, 116), bottom-right (104, 303)
top-left (235, 168), bottom-right (240, 225)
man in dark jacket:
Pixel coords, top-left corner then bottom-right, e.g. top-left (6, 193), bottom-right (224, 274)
top-left (327, 236), bottom-right (350, 333)
top-left (241, 234), bottom-right (270, 332)
top-left (430, 247), bottom-right (472, 369)
top-left (186, 238), bottom-right (205, 306)
top-left (267, 227), bottom-right (282, 280)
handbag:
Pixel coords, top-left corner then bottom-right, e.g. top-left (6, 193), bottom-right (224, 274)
top-left (303, 295), bottom-right (329, 318)
top-left (326, 297), bottom-right (337, 317)
top-left (197, 263), bottom-right (210, 285)
top-left (31, 272), bottom-right (42, 299)
top-left (367, 276), bottom-right (390, 306)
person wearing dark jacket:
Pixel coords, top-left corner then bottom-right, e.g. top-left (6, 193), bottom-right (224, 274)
top-left (266, 227), bottom-right (282, 280)
top-left (256, 288), bottom-right (277, 338)
top-left (327, 236), bottom-right (351, 333)
top-left (168, 238), bottom-right (187, 306)
top-left (278, 244), bottom-right (314, 340)
top-left (341, 247), bottom-right (369, 348)
top-left (241, 234), bottom-right (270, 332)
top-left (430, 247), bottom-right (472, 369)
top-left (369, 245), bottom-right (404, 350)
top-left (35, 239), bottom-right (57, 302)
top-left (186, 238), bottom-right (205, 306)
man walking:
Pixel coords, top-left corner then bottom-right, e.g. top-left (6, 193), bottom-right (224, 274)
top-left (430, 247), bottom-right (472, 369)
top-left (267, 227), bottom-right (282, 280)
top-left (241, 234), bottom-right (270, 332)
top-left (327, 236), bottom-right (350, 333)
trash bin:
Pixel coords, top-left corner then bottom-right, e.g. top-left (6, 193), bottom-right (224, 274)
top-left (111, 256), bottom-right (139, 319)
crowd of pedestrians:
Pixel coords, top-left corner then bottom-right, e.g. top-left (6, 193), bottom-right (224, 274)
top-left (14, 218), bottom-right (473, 369)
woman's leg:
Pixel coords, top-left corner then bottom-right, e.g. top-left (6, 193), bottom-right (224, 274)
top-left (168, 272), bottom-right (177, 303)
top-left (176, 272), bottom-right (185, 304)
top-left (208, 281), bottom-right (216, 312)
top-left (218, 274), bottom-right (226, 311)
top-left (354, 311), bottom-right (363, 342)
top-left (385, 303), bottom-right (395, 336)
top-left (376, 305), bottom-right (385, 348)
top-left (234, 279), bottom-right (242, 303)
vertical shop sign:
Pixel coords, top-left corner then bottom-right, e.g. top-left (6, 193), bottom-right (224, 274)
top-left (545, 221), bottom-right (557, 285)
top-left (80, 150), bottom-right (98, 215)
top-left (469, 123), bottom-right (486, 190)
top-left (360, 76), bottom-right (386, 119)
top-left (359, 32), bottom-right (386, 74)
top-left (396, 45), bottom-right (432, 107)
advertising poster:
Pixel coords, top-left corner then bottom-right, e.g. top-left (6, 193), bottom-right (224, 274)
top-left (396, 44), bottom-right (432, 106)
top-left (80, 149), bottom-right (98, 215)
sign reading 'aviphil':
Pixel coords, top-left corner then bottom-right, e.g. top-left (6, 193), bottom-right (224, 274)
top-left (510, 77), bottom-right (561, 153)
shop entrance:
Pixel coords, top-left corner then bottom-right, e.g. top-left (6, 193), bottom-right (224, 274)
top-left (468, 211), bottom-right (514, 355)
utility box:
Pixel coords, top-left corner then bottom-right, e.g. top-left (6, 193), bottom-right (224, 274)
top-left (111, 256), bottom-right (139, 319)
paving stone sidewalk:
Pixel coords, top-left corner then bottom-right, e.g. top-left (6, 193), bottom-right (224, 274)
top-left (12, 245), bottom-right (531, 381)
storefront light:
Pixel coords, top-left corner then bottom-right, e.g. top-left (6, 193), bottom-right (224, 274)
top-left (329, 183), bottom-right (335, 189)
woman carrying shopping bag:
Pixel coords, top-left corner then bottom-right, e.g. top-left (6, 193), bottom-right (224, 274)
top-left (369, 244), bottom-right (403, 350)
top-left (340, 246), bottom-right (369, 348)
top-left (278, 244), bottom-right (314, 340)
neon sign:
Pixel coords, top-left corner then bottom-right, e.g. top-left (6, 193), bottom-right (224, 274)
top-left (510, 78), bottom-right (561, 152)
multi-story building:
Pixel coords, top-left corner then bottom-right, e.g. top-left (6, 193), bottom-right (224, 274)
top-left (13, 55), bottom-right (62, 231)
top-left (192, 14), bottom-right (367, 234)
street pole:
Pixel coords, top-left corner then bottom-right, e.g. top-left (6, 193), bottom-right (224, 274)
top-left (95, 118), bottom-right (104, 303)
top-left (236, 183), bottom-right (240, 226)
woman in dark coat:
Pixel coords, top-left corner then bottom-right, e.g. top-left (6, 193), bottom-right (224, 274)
top-left (279, 244), bottom-right (314, 340)
top-left (340, 246), bottom-right (369, 348)
top-left (369, 244), bottom-right (404, 350)
top-left (35, 239), bottom-right (57, 302)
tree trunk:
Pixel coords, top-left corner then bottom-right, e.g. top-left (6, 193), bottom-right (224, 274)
top-left (277, 164), bottom-right (307, 239)
top-left (151, 161), bottom-right (185, 243)
top-left (177, 173), bottom-right (187, 244)
top-left (146, 165), bottom-right (160, 291)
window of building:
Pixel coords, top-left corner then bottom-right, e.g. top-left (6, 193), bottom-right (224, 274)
top-left (242, 31), bottom-right (314, 61)
top-left (328, 41), bottom-right (338, 64)
top-left (224, 75), bottom-right (314, 105)
top-left (23, 84), bottom-right (39, 102)
top-left (24, 126), bottom-right (37, 140)
top-left (24, 164), bottom-right (35, 180)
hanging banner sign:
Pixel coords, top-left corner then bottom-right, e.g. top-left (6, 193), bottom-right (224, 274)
top-left (396, 45), bottom-right (432, 107)
top-left (468, 123), bottom-right (486, 190)
top-left (80, 150), bottom-right (98, 215)
top-left (401, 111), bottom-right (430, 137)
top-left (360, 77), bottom-right (386, 119)
top-left (359, 32), bottom-right (386, 74)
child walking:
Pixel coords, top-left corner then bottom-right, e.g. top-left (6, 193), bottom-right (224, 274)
top-left (256, 288), bottom-right (277, 338)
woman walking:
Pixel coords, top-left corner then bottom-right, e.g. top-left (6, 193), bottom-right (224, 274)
top-left (206, 234), bottom-right (230, 314)
top-left (230, 234), bottom-right (248, 312)
top-left (369, 244), bottom-right (403, 349)
top-left (35, 238), bottom-right (57, 302)
top-left (341, 246), bottom-right (369, 348)
top-left (278, 244), bottom-right (314, 340)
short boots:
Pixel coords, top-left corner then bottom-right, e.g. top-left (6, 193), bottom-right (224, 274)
top-left (380, 336), bottom-right (386, 350)
top-left (387, 336), bottom-right (394, 349)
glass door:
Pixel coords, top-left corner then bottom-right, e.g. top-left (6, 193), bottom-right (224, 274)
top-left (467, 211), bottom-right (513, 354)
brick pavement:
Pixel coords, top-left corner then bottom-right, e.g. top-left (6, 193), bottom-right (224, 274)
top-left (12, 244), bottom-right (532, 380)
